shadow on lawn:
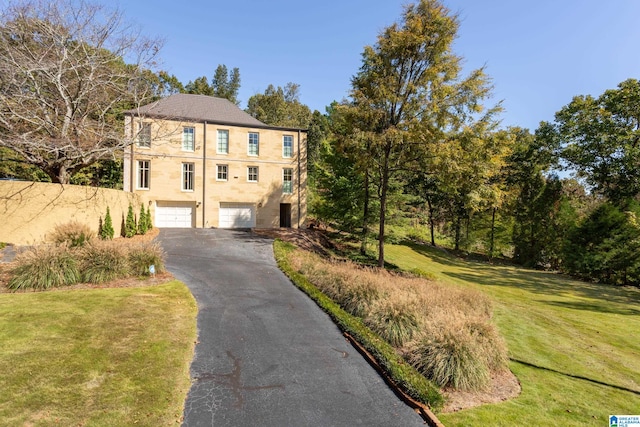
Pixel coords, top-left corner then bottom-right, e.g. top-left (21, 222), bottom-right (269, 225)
top-left (399, 241), bottom-right (640, 310)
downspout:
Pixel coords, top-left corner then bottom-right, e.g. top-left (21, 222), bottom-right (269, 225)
top-left (297, 129), bottom-right (301, 228)
top-left (130, 114), bottom-right (135, 192)
top-left (202, 121), bottom-right (207, 228)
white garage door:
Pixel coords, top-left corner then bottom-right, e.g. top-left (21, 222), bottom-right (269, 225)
top-left (219, 203), bottom-right (255, 228)
top-left (155, 204), bottom-right (194, 228)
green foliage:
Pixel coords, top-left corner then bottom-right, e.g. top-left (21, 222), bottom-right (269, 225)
top-left (8, 246), bottom-right (81, 290)
top-left (246, 83), bottom-right (312, 128)
top-left (50, 221), bottom-right (94, 247)
top-left (552, 78), bottom-right (640, 203)
top-left (124, 204), bottom-right (137, 238)
top-left (0, 147), bottom-right (50, 181)
top-left (79, 241), bottom-right (130, 283)
top-left (137, 205), bottom-right (148, 235)
top-left (185, 64), bottom-right (241, 105)
top-left (564, 202), bottom-right (640, 286)
top-left (70, 159), bottom-right (123, 189)
top-left (128, 242), bottom-right (165, 276)
top-left (100, 207), bottom-right (115, 240)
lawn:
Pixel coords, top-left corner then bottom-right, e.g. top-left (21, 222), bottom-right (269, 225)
top-left (0, 281), bottom-right (197, 426)
top-left (385, 242), bottom-right (640, 426)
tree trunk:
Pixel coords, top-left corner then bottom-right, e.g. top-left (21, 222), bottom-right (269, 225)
top-left (360, 168), bottom-right (370, 255)
top-left (378, 145), bottom-right (391, 268)
top-left (427, 195), bottom-right (435, 246)
top-left (454, 214), bottom-right (461, 251)
top-left (489, 207), bottom-right (496, 260)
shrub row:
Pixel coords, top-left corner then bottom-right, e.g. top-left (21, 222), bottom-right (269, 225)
top-left (285, 245), bottom-right (508, 392)
top-left (8, 240), bottom-right (165, 291)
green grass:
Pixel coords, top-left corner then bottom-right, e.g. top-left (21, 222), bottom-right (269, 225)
top-left (0, 281), bottom-right (197, 426)
top-left (385, 241), bottom-right (640, 426)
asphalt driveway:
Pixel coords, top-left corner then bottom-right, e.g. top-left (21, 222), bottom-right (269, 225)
top-left (158, 228), bottom-right (424, 427)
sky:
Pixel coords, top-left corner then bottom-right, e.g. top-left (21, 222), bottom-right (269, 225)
top-left (118, 0), bottom-right (640, 132)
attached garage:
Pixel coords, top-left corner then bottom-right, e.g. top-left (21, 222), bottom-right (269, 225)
top-left (219, 203), bottom-right (255, 228)
top-left (155, 202), bottom-right (194, 228)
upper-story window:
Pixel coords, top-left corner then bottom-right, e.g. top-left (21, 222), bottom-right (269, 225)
top-left (182, 127), bottom-right (195, 151)
top-left (283, 135), bottom-right (293, 158)
top-left (137, 122), bottom-right (151, 148)
top-left (137, 160), bottom-right (150, 189)
top-left (217, 130), bottom-right (229, 154)
top-left (182, 162), bottom-right (194, 191)
top-left (248, 132), bottom-right (259, 156)
top-left (217, 164), bottom-right (228, 181)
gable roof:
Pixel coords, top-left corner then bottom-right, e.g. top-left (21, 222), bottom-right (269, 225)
top-left (129, 94), bottom-right (269, 128)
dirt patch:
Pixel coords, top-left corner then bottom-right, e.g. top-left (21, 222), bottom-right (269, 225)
top-left (441, 369), bottom-right (521, 412)
top-left (254, 228), bottom-right (336, 256)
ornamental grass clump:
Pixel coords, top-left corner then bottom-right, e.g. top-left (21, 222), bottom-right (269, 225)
top-left (8, 245), bottom-right (81, 290)
top-left (286, 247), bottom-right (509, 392)
top-left (78, 240), bottom-right (130, 283)
top-left (50, 221), bottom-right (95, 247)
top-left (128, 242), bottom-right (165, 276)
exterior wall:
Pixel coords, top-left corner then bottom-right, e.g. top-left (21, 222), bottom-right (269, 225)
top-left (124, 117), bottom-right (307, 228)
top-left (0, 181), bottom-right (145, 245)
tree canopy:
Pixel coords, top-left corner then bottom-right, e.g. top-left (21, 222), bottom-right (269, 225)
top-left (246, 83), bottom-right (312, 128)
top-left (184, 64), bottom-right (241, 105)
top-left (0, 0), bottom-right (161, 183)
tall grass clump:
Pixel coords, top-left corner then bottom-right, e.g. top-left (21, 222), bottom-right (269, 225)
top-left (50, 221), bottom-right (94, 247)
top-left (128, 242), bottom-right (165, 276)
top-left (8, 245), bottom-right (81, 290)
top-left (287, 247), bottom-right (509, 392)
top-left (78, 240), bottom-right (130, 283)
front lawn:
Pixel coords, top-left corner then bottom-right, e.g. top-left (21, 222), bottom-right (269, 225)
top-left (0, 281), bottom-right (197, 426)
top-left (385, 242), bottom-right (640, 426)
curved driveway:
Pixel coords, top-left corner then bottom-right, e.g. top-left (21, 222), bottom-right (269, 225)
top-left (158, 229), bottom-right (424, 427)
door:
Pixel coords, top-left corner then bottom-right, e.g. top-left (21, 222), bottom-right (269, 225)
top-left (280, 203), bottom-right (292, 228)
top-left (155, 203), bottom-right (194, 228)
top-left (219, 203), bottom-right (256, 228)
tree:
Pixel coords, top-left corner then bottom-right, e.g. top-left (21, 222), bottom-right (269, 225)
top-left (124, 204), bottom-right (136, 238)
top-left (137, 204), bottom-right (148, 235)
top-left (0, 0), bottom-right (162, 184)
top-left (551, 78), bottom-right (640, 204)
top-left (347, 0), bottom-right (497, 266)
top-left (184, 64), bottom-right (240, 104)
top-left (99, 206), bottom-right (114, 240)
top-left (212, 64), bottom-right (241, 105)
top-left (246, 83), bottom-right (312, 128)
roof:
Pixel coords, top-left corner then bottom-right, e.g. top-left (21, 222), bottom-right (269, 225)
top-left (129, 94), bottom-right (271, 129)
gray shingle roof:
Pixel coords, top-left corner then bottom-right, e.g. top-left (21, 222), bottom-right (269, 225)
top-left (130, 94), bottom-right (268, 128)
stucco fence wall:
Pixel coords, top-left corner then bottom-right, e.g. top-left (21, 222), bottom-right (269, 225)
top-left (0, 181), bottom-right (148, 246)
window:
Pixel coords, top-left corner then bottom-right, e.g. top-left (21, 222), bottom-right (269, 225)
top-left (137, 160), bottom-right (150, 189)
top-left (182, 162), bottom-right (194, 191)
top-left (247, 166), bottom-right (258, 182)
top-left (283, 135), bottom-right (293, 158)
top-left (283, 168), bottom-right (293, 194)
top-left (217, 164), bottom-right (228, 181)
top-left (182, 127), bottom-right (195, 151)
top-left (217, 130), bottom-right (229, 154)
top-left (248, 132), bottom-right (259, 156)
top-left (137, 122), bottom-right (151, 147)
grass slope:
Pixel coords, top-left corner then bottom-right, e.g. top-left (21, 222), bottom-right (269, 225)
top-left (0, 281), bottom-right (197, 426)
top-left (385, 242), bottom-right (640, 427)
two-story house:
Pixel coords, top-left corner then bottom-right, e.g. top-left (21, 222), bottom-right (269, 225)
top-left (123, 93), bottom-right (307, 229)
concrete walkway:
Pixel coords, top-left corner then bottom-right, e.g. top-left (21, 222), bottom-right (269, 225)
top-left (158, 229), bottom-right (424, 427)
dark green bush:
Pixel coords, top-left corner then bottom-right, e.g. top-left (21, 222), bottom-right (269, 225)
top-left (124, 204), bottom-right (137, 238)
top-left (99, 207), bottom-right (115, 240)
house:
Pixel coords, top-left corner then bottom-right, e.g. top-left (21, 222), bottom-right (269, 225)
top-left (123, 93), bottom-right (307, 229)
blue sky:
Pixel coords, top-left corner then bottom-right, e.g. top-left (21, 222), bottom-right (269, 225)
top-left (119, 0), bottom-right (640, 132)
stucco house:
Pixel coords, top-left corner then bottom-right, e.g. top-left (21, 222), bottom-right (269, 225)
top-left (123, 93), bottom-right (307, 229)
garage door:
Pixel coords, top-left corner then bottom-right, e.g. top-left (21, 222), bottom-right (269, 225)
top-left (219, 203), bottom-right (255, 228)
top-left (155, 204), bottom-right (194, 228)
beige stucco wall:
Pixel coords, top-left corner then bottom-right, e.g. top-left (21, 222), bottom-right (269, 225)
top-left (124, 117), bottom-right (307, 228)
top-left (0, 181), bottom-right (145, 245)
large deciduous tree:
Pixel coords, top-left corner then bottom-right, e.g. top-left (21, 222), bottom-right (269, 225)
top-left (551, 78), bottom-right (640, 204)
top-left (0, 0), bottom-right (162, 184)
top-left (246, 83), bottom-right (312, 128)
top-left (347, 0), bottom-right (497, 266)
